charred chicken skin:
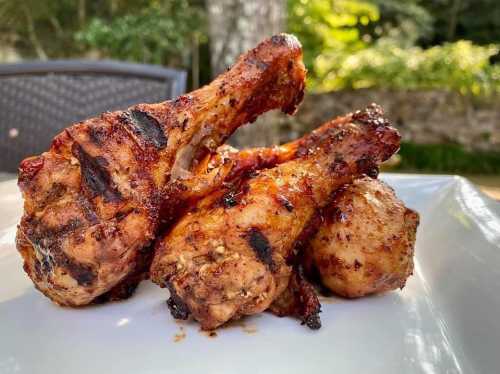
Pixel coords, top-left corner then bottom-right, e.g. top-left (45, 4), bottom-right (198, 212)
top-left (304, 176), bottom-right (419, 298)
top-left (187, 106), bottom-right (418, 320)
top-left (165, 102), bottom-right (371, 216)
top-left (151, 105), bottom-right (401, 330)
top-left (268, 264), bottom-right (322, 329)
top-left (16, 34), bottom-right (306, 307)
top-left (103, 106), bottom-right (391, 304)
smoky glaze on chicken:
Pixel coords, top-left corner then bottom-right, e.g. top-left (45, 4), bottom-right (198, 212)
top-left (303, 176), bottom-right (419, 298)
top-left (16, 34), bottom-right (306, 306)
top-left (15, 33), bottom-right (419, 332)
top-left (150, 105), bottom-right (401, 330)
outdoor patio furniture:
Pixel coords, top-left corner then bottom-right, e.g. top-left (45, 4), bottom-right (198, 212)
top-left (0, 60), bottom-right (186, 174)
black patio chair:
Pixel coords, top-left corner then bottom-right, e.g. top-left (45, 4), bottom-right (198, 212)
top-left (0, 60), bottom-right (186, 174)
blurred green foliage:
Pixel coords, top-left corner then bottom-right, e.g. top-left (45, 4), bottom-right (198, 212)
top-left (397, 142), bottom-right (500, 174)
top-left (0, 0), bottom-right (206, 70)
top-left (76, 0), bottom-right (205, 66)
top-left (287, 0), bottom-right (379, 72)
top-left (1, 0), bottom-right (499, 175)
top-left (2, 0), bottom-right (499, 97)
top-left (0, 0), bottom-right (83, 58)
top-left (369, 0), bottom-right (434, 46)
top-left (288, 0), bottom-right (500, 97)
top-left (423, 0), bottom-right (500, 45)
top-left (314, 40), bottom-right (500, 96)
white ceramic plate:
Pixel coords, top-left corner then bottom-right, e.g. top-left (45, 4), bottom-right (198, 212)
top-left (1, 174), bottom-right (499, 374)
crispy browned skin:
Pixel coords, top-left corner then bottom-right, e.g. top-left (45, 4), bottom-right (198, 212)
top-left (105, 109), bottom-right (381, 299)
top-left (268, 264), bottom-right (322, 329)
top-left (162, 104), bottom-right (361, 221)
top-left (304, 177), bottom-right (419, 298)
top-left (151, 105), bottom-right (401, 330)
top-left (118, 107), bottom-right (390, 299)
top-left (16, 34), bottom-right (306, 307)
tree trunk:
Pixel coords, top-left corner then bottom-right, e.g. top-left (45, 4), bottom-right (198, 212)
top-left (191, 33), bottom-right (200, 89)
top-left (206, 0), bottom-right (287, 148)
top-left (78, 0), bottom-right (86, 28)
top-left (22, 3), bottom-right (47, 60)
top-left (447, 0), bottom-right (462, 41)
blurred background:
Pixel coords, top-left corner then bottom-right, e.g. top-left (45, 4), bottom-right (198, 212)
top-left (0, 0), bottom-right (498, 197)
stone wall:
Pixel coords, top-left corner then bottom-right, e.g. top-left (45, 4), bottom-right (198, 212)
top-left (230, 89), bottom-right (500, 152)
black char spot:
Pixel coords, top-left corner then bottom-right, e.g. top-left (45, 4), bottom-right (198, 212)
top-left (88, 127), bottom-right (107, 145)
top-left (63, 256), bottom-right (97, 287)
top-left (329, 158), bottom-right (349, 175)
top-left (356, 155), bottom-right (376, 174)
top-left (304, 312), bottom-right (322, 330)
top-left (221, 190), bottom-right (238, 208)
top-left (123, 109), bottom-right (167, 149)
top-left (271, 34), bottom-right (287, 45)
top-left (367, 167), bottom-right (379, 179)
top-left (354, 259), bottom-right (363, 271)
top-left (72, 143), bottom-right (122, 202)
top-left (220, 184), bottom-right (249, 209)
top-left (247, 57), bottom-right (269, 71)
top-left (247, 228), bottom-right (275, 270)
top-left (166, 283), bottom-right (190, 320)
top-left (277, 195), bottom-right (294, 212)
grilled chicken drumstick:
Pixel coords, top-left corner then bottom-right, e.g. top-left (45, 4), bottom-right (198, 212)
top-left (16, 34), bottom-right (306, 307)
top-left (151, 105), bottom-right (401, 330)
top-left (303, 176), bottom-right (419, 298)
top-left (163, 103), bottom-right (372, 220)
top-left (100, 106), bottom-right (393, 303)
top-left (186, 105), bottom-right (417, 325)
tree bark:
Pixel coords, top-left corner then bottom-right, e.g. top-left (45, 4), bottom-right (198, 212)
top-left (206, 0), bottom-right (286, 147)
top-left (447, 0), bottom-right (462, 41)
top-left (191, 33), bottom-right (200, 89)
top-left (78, 0), bottom-right (86, 28)
top-left (22, 3), bottom-right (47, 60)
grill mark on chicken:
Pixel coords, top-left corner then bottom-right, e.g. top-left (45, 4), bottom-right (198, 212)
top-left (93, 245), bottom-right (153, 303)
top-left (329, 155), bottom-right (349, 176)
top-left (367, 166), bottom-right (380, 179)
top-left (38, 182), bottom-right (67, 208)
top-left (25, 217), bottom-right (97, 286)
top-left (151, 104), bottom-right (401, 329)
top-left (121, 109), bottom-right (168, 149)
top-left (61, 254), bottom-right (97, 286)
top-left (17, 34), bottom-right (307, 307)
top-left (26, 217), bottom-right (83, 245)
top-left (33, 246), bottom-right (96, 287)
top-left (72, 143), bottom-right (122, 202)
top-left (76, 195), bottom-right (99, 224)
top-left (246, 227), bottom-right (275, 270)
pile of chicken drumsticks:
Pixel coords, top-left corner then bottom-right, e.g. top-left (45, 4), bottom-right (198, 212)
top-left (16, 34), bottom-right (418, 331)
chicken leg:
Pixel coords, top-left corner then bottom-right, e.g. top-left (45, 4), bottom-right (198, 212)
top-left (151, 105), bottom-right (401, 330)
top-left (16, 34), bottom-right (306, 306)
